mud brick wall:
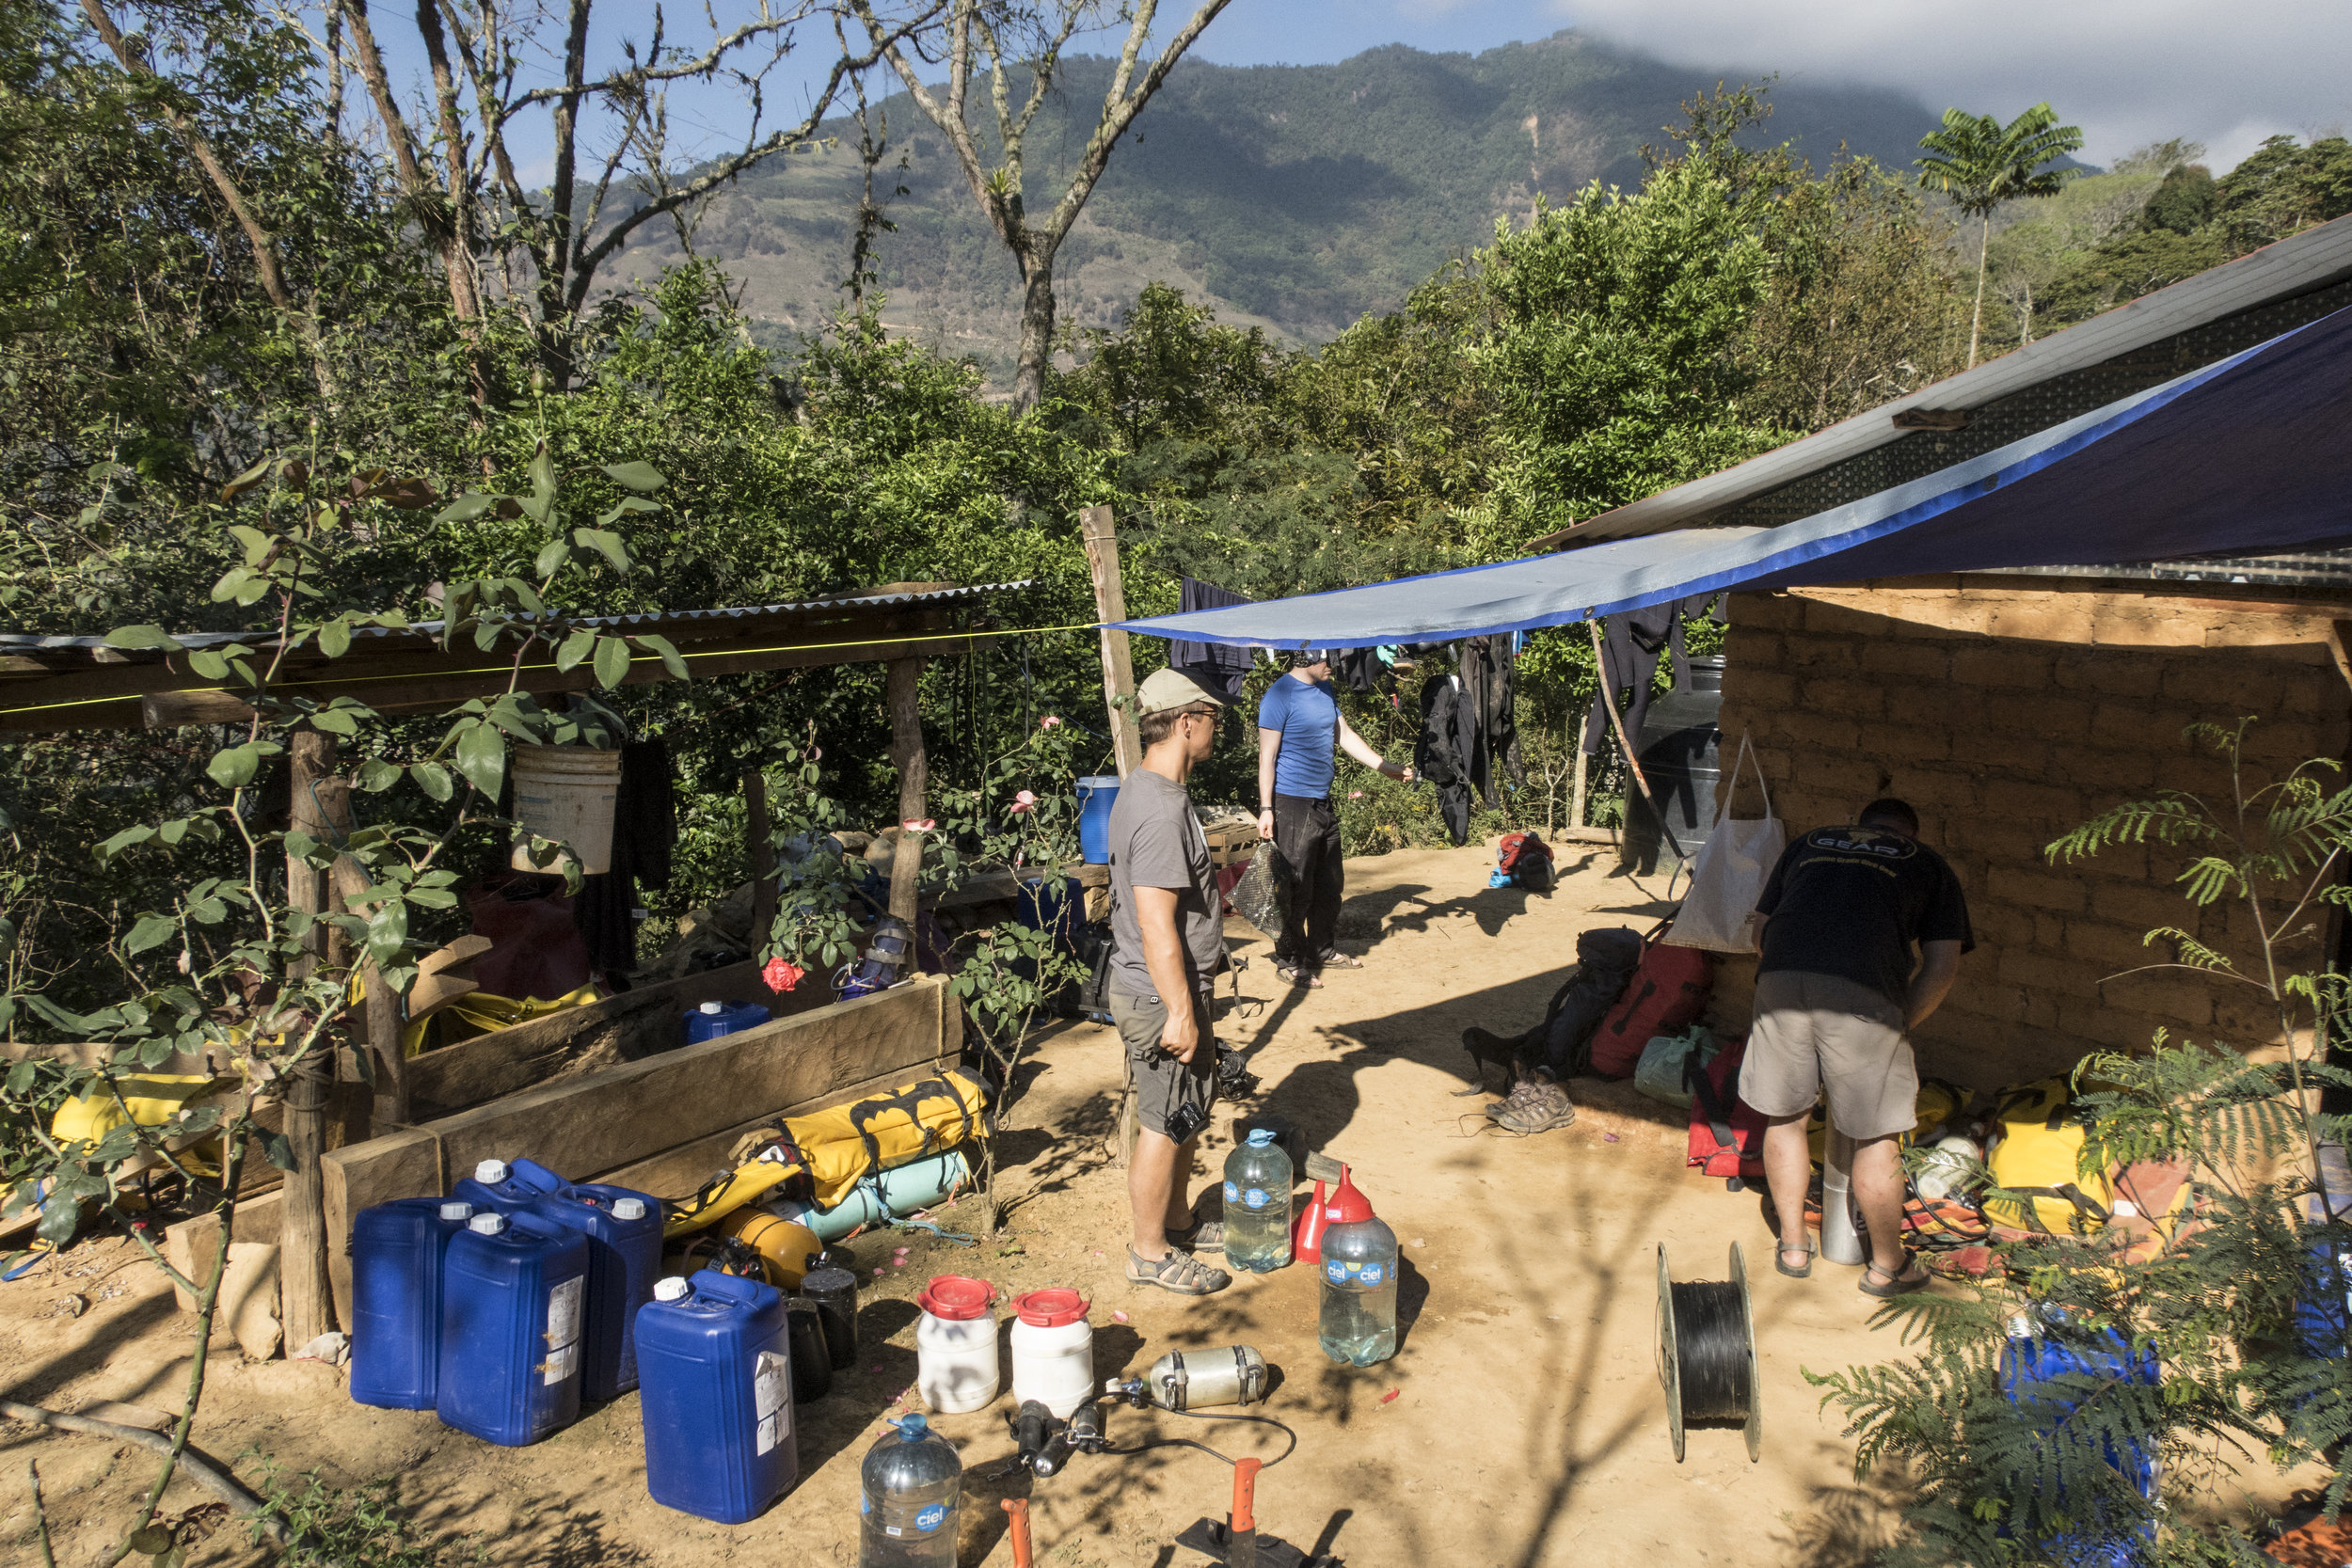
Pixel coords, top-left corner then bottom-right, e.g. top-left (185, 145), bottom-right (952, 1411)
top-left (1704, 577), bottom-right (2350, 1091)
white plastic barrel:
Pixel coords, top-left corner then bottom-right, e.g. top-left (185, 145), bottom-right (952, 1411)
top-left (914, 1276), bottom-right (999, 1414)
top-left (1009, 1290), bottom-right (1092, 1418)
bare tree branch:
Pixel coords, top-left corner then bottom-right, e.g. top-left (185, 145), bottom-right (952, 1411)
top-left (77, 0), bottom-right (338, 402)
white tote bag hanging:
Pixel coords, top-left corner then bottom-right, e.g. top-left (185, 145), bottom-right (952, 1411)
top-left (1663, 734), bottom-right (1784, 954)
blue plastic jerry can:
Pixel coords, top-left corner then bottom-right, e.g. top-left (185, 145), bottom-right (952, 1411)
top-left (636, 1270), bottom-right (797, 1524)
top-left (450, 1155), bottom-right (561, 1212)
top-left (514, 1178), bottom-right (663, 1401)
top-left (437, 1211), bottom-right (591, 1446)
top-left (349, 1197), bottom-right (476, 1410)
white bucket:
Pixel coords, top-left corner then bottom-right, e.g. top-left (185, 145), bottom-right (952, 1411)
top-left (509, 745), bottom-right (622, 876)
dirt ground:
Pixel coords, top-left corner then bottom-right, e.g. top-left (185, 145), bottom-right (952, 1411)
top-left (1, 840), bottom-right (2007, 1566)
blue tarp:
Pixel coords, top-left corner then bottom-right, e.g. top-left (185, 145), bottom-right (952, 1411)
top-left (1114, 304), bottom-right (2352, 649)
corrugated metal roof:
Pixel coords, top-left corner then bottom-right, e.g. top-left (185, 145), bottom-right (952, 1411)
top-left (0, 581), bottom-right (1033, 656)
top-left (1541, 211), bottom-right (2352, 547)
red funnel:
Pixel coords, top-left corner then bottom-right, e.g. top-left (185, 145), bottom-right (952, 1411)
top-left (1324, 1164), bottom-right (1373, 1225)
top-left (1293, 1178), bottom-right (1329, 1264)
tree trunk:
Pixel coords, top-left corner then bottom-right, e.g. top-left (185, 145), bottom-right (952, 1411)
top-left (885, 659), bottom-right (927, 927)
top-left (1967, 215), bottom-right (1990, 371)
top-left (1012, 259), bottom-right (1057, 414)
top-left (281, 729), bottom-right (337, 1345)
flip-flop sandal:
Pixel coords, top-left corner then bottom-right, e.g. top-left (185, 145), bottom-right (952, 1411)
top-left (1126, 1246), bottom-right (1230, 1296)
top-left (1320, 954), bottom-right (1366, 970)
top-left (1775, 1239), bottom-right (1816, 1279)
top-left (1860, 1252), bottom-right (1932, 1298)
top-left (1275, 963), bottom-right (1322, 990)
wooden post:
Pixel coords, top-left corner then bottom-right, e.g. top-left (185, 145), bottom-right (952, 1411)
top-left (282, 727), bottom-right (337, 1343)
top-left (885, 657), bottom-right (927, 926)
top-left (1079, 504), bottom-right (1143, 779)
top-left (329, 857), bottom-right (405, 1124)
top-left (746, 770), bottom-right (777, 951)
top-left (1570, 747), bottom-right (1588, 832)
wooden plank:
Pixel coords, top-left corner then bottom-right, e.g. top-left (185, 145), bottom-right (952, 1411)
top-left (402, 959), bottom-right (822, 1119)
top-left (322, 974), bottom-right (951, 1324)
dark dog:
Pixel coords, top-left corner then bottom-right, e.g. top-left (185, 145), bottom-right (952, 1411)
top-left (1457, 1025), bottom-right (1526, 1097)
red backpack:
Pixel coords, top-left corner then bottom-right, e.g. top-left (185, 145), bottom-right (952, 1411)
top-left (1587, 930), bottom-right (1713, 1079)
top-left (1686, 1037), bottom-right (1766, 1186)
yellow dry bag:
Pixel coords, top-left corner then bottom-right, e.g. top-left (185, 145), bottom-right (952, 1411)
top-left (1982, 1076), bottom-right (2111, 1237)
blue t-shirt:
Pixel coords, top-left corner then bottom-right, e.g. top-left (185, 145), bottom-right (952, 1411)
top-left (1257, 674), bottom-right (1339, 799)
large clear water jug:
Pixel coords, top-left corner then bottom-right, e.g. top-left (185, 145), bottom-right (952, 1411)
top-left (858, 1412), bottom-right (962, 1566)
top-left (1221, 1129), bottom-right (1293, 1273)
top-left (1316, 1172), bottom-right (1398, 1367)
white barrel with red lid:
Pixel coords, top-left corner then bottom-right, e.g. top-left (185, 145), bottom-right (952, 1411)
top-left (914, 1275), bottom-right (1000, 1414)
top-left (1009, 1290), bottom-right (1093, 1418)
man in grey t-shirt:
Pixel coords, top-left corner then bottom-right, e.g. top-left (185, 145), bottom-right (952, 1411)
top-left (1107, 668), bottom-right (1232, 1296)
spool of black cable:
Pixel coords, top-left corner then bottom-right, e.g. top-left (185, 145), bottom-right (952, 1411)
top-left (1656, 1243), bottom-right (1760, 1463)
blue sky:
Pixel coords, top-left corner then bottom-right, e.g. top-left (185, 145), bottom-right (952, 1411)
top-left (356, 0), bottom-right (2347, 182)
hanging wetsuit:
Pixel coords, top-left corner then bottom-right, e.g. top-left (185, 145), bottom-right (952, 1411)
top-left (1582, 605), bottom-right (1678, 757)
top-left (1170, 577), bottom-right (1254, 703)
top-left (1414, 674), bottom-right (1473, 847)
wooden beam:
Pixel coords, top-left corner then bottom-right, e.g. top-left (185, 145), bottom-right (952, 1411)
top-left (402, 958), bottom-right (819, 1119)
top-left (886, 657), bottom-right (927, 927)
top-left (1080, 505), bottom-right (1143, 779)
top-left (321, 974), bottom-right (951, 1324)
top-left (281, 728), bottom-right (337, 1343)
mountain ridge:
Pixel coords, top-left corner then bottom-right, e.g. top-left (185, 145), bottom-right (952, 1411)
top-left (621, 29), bottom-right (1950, 374)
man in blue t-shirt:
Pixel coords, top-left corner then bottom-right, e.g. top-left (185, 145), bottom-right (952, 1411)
top-left (1256, 650), bottom-right (1412, 988)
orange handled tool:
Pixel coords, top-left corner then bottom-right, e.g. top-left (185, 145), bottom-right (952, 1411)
top-left (1229, 1458), bottom-right (1262, 1568)
top-left (1003, 1497), bottom-right (1034, 1568)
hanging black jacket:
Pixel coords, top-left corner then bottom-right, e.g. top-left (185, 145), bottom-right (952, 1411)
top-left (1414, 674), bottom-right (1473, 847)
top-left (1458, 634), bottom-right (1523, 806)
top-left (1170, 576), bottom-right (1254, 702)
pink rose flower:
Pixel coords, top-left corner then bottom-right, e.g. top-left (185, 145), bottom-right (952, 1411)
top-left (762, 956), bottom-right (805, 993)
top-left (1010, 789), bottom-right (1037, 816)
top-left (1040, 715), bottom-right (1061, 728)
top-left (1349, 790), bottom-right (1365, 800)
top-left (901, 817), bottom-right (935, 833)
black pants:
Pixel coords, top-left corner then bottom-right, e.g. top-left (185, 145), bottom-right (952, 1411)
top-left (1272, 793), bottom-right (1343, 970)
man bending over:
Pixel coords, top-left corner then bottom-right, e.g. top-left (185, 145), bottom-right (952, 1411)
top-left (1745, 798), bottom-right (1971, 1299)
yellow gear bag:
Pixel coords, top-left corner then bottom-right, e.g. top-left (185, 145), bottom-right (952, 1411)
top-left (788, 1070), bottom-right (988, 1210)
top-left (398, 986), bottom-right (601, 1057)
top-left (1982, 1075), bottom-right (2111, 1236)
top-left (51, 1073), bottom-right (234, 1177)
top-left (660, 1069), bottom-right (989, 1238)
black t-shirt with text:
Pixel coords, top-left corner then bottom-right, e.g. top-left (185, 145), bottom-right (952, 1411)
top-left (1755, 825), bottom-right (1974, 1006)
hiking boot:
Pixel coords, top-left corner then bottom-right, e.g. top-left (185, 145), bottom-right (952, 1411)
top-left (1493, 1080), bottom-right (1577, 1135)
top-left (1484, 1074), bottom-right (1549, 1122)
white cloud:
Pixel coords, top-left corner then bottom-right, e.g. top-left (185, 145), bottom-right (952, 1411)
top-left (1551, 0), bottom-right (2352, 171)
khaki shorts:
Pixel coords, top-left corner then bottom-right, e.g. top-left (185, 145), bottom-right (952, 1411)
top-left (1739, 970), bottom-right (1917, 1139)
top-left (1110, 987), bottom-right (1216, 1139)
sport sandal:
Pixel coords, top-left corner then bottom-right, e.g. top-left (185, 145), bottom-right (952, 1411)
top-left (1860, 1251), bottom-right (1931, 1298)
top-left (1127, 1246), bottom-right (1231, 1296)
top-left (1775, 1238), bottom-right (1817, 1279)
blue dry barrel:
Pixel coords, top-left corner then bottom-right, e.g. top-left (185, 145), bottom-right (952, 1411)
top-left (437, 1211), bottom-right (591, 1446)
top-left (1999, 1323), bottom-right (2159, 1567)
top-left (348, 1197), bottom-right (476, 1410)
top-left (636, 1270), bottom-right (798, 1524)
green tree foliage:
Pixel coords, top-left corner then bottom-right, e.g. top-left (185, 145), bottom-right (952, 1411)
top-left (1914, 103), bottom-right (2085, 368)
top-left (1993, 135), bottom-right (2352, 342)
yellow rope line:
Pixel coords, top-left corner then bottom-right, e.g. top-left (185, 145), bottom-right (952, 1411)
top-left (0, 621), bottom-right (1104, 720)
